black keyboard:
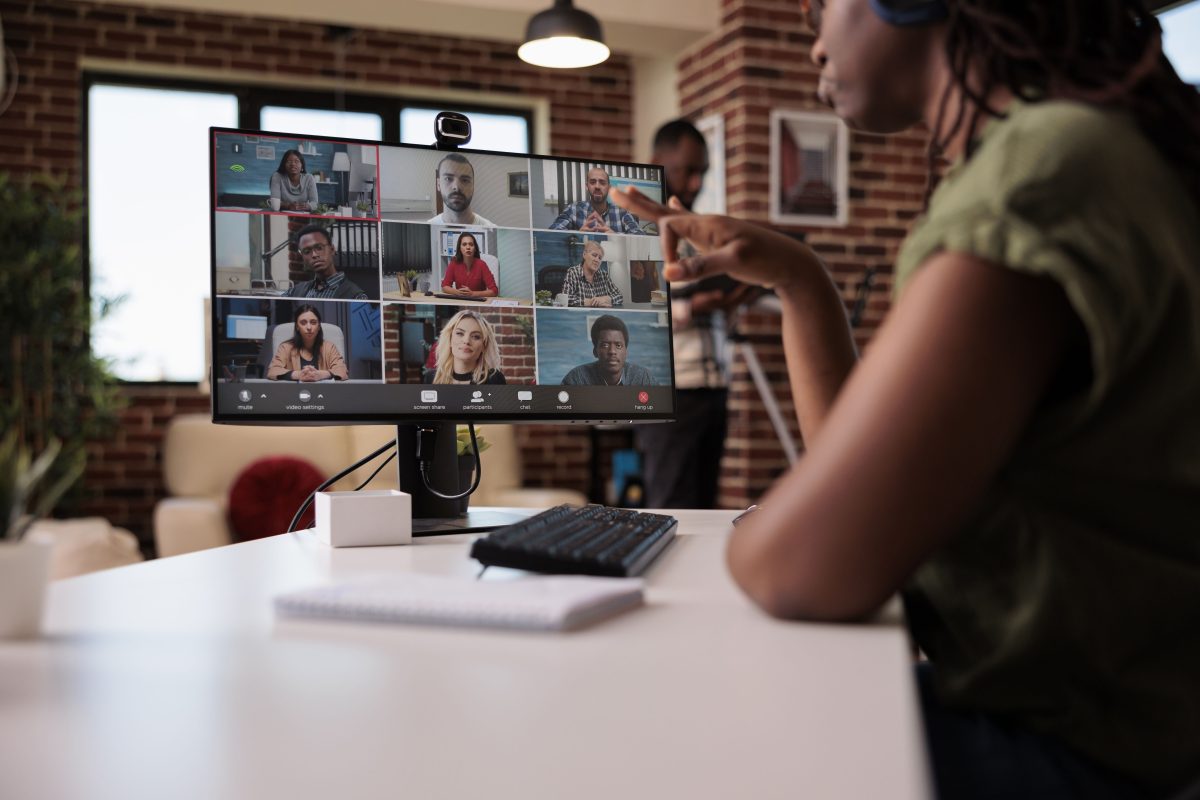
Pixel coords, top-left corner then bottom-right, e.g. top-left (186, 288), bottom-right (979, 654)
top-left (469, 505), bottom-right (678, 578)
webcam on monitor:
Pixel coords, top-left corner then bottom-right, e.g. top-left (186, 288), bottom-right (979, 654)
top-left (434, 111), bottom-right (471, 149)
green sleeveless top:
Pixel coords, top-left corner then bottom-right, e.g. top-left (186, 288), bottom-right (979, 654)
top-left (894, 100), bottom-right (1200, 792)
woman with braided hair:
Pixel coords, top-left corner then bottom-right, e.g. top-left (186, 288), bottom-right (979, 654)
top-left (615, 1), bottom-right (1200, 796)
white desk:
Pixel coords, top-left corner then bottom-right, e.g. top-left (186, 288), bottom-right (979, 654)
top-left (380, 291), bottom-right (530, 305)
top-left (0, 510), bottom-right (930, 800)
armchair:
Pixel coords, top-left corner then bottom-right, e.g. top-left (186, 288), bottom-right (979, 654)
top-left (153, 415), bottom-right (585, 558)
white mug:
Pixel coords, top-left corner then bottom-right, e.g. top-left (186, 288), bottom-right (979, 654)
top-left (553, 293), bottom-right (569, 307)
top-left (268, 197), bottom-right (281, 211)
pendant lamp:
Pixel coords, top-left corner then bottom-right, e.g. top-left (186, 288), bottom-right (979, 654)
top-left (518, 0), bottom-right (610, 69)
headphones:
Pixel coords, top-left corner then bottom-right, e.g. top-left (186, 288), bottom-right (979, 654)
top-left (868, 0), bottom-right (948, 26)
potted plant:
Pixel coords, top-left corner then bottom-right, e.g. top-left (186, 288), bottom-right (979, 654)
top-left (0, 173), bottom-right (121, 636)
top-left (0, 434), bottom-right (81, 637)
top-left (535, 290), bottom-right (552, 307)
top-left (354, 201), bottom-right (371, 218)
top-left (404, 270), bottom-right (419, 294)
top-left (454, 426), bottom-right (490, 515)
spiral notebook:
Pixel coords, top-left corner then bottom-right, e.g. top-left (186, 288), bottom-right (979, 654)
top-left (274, 574), bottom-right (645, 632)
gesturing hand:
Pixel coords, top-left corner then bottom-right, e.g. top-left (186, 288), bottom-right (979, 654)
top-left (582, 211), bottom-right (612, 233)
top-left (610, 187), bottom-right (824, 291)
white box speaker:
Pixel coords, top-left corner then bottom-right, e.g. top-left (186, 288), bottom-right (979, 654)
top-left (314, 490), bottom-right (412, 548)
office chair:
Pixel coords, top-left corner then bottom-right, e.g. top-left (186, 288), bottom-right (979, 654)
top-left (479, 253), bottom-right (500, 291)
top-left (270, 322), bottom-right (347, 365)
top-left (537, 266), bottom-right (567, 297)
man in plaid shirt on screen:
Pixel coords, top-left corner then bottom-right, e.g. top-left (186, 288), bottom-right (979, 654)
top-left (562, 239), bottom-right (623, 307)
top-left (550, 166), bottom-right (646, 235)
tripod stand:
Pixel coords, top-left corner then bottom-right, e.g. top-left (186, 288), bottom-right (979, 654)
top-left (728, 265), bottom-right (877, 466)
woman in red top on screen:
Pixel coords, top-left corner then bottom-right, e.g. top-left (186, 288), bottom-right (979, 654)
top-left (440, 232), bottom-right (498, 298)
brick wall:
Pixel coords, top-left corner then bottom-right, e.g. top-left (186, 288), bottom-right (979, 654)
top-left (0, 0), bottom-right (633, 545)
top-left (676, 0), bottom-right (927, 508)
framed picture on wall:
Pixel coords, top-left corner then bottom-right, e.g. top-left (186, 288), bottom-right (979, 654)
top-left (508, 171), bottom-right (529, 198)
top-left (769, 109), bottom-right (849, 226)
top-left (692, 113), bottom-right (726, 215)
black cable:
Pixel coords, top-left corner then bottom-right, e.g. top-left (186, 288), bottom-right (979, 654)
top-left (354, 449), bottom-right (397, 491)
top-left (286, 438), bottom-right (397, 533)
top-left (417, 423), bottom-right (483, 501)
top-left (849, 267), bottom-right (878, 329)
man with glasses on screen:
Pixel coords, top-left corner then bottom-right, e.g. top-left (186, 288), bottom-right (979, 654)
top-left (427, 154), bottom-right (495, 227)
top-left (284, 224), bottom-right (368, 301)
top-left (550, 167), bottom-right (645, 235)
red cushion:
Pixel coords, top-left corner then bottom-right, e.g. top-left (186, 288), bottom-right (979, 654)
top-left (227, 456), bottom-right (325, 542)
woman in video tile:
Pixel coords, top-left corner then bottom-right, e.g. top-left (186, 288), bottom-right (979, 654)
top-left (429, 309), bottom-right (506, 385)
top-left (266, 304), bottom-right (347, 382)
top-left (440, 232), bottom-right (498, 298)
top-left (269, 149), bottom-right (318, 213)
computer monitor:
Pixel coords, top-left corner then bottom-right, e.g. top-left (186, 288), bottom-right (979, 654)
top-left (209, 123), bottom-right (675, 529)
top-left (225, 314), bottom-right (269, 340)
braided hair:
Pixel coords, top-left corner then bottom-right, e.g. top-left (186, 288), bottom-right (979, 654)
top-left (929, 1), bottom-right (1200, 203)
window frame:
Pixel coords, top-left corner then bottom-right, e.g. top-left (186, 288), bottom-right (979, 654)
top-left (81, 71), bottom-right (536, 386)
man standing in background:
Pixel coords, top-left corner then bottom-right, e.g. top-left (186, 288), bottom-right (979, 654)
top-left (635, 119), bottom-right (755, 508)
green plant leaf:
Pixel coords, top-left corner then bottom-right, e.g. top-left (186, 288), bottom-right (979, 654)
top-left (14, 439), bottom-right (60, 498)
top-left (0, 173), bottom-right (124, 524)
top-left (455, 425), bottom-right (490, 456)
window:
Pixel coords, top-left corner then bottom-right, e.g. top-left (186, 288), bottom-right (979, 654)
top-left (1160, 1), bottom-right (1200, 84)
top-left (85, 76), bottom-right (533, 382)
top-left (400, 108), bottom-right (529, 153)
top-left (87, 84), bottom-right (238, 382)
top-left (261, 107), bottom-right (383, 141)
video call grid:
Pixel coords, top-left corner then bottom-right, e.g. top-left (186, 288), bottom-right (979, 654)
top-left (210, 129), bottom-right (674, 394)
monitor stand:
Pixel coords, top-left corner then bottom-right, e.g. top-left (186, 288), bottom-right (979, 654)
top-left (394, 423), bottom-right (532, 536)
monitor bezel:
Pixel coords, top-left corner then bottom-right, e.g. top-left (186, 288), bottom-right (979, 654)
top-left (209, 125), bottom-right (678, 425)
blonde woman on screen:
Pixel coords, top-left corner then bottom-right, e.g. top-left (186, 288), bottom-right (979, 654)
top-left (429, 309), bottom-right (506, 385)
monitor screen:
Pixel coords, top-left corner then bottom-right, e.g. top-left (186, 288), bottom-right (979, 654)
top-left (225, 314), bottom-right (269, 340)
top-left (209, 126), bottom-right (675, 424)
